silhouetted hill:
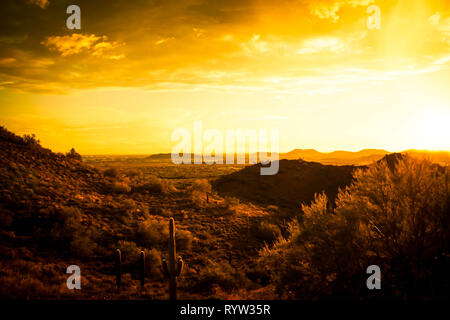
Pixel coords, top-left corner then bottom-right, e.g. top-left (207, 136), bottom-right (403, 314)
top-left (377, 152), bottom-right (405, 170)
top-left (147, 153), bottom-right (172, 159)
top-left (213, 159), bottom-right (359, 214)
top-left (0, 127), bottom-right (103, 202)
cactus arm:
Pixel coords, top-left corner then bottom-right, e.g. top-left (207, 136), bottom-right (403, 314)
top-left (176, 256), bottom-right (184, 277)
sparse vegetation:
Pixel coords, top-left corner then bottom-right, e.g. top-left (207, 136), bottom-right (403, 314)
top-left (103, 167), bottom-right (119, 178)
top-left (254, 221), bottom-right (281, 243)
top-left (1, 127), bottom-right (448, 300)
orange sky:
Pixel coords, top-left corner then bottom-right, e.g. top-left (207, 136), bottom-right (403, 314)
top-left (0, 0), bottom-right (449, 154)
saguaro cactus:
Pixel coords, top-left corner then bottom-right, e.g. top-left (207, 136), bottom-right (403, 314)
top-left (115, 249), bottom-right (122, 292)
top-left (139, 250), bottom-right (145, 289)
top-left (162, 217), bottom-right (184, 300)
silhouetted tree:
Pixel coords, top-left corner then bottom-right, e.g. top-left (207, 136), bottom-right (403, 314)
top-left (66, 147), bottom-right (82, 161)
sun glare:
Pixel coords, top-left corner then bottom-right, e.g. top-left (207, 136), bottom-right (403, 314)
top-left (408, 108), bottom-right (450, 150)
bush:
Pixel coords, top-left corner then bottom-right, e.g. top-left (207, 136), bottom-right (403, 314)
top-left (34, 206), bottom-right (98, 259)
top-left (117, 240), bottom-right (141, 266)
top-left (135, 218), bottom-right (167, 247)
top-left (126, 169), bottom-right (142, 178)
top-left (254, 221), bottom-right (281, 243)
top-left (190, 179), bottom-right (212, 207)
top-left (116, 241), bottom-right (162, 277)
top-left (222, 196), bottom-right (240, 215)
top-left (259, 156), bottom-right (450, 299)
top-left (191, 179), bottom-right (212, 193)
top-left (134, 175), bottom-right (174, 194)
top-left (145, 248), bottom-right (163, 277)
top-left (193, 260), bottom-right (248, 294)
top-left (105, 181), bottom-right (131, 194)
top-left (103, 167), bottom-right (119, 178)
top-left (135, 218), bottom-right (192, 251)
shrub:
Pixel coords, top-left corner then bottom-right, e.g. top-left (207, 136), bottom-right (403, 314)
top-left (135, 218), bottom-right (167, 247)
top-left (223, 196), bottom-right (240, 215)
top-left (190, 179), bottom-right (212, 207)
top-left (117, 240), bottom-right (141, 266)
top-left (135, 218), bottom-right (192, 251)
top-left (105, 181), bottom-right (131, 194)
top-left (258, 156), bottom-right (450, 299)
top-left (103, 167), bottom-right (119, 178)
top-left (193, 260), bottom-right (249, 294)
top-left (116, 241), bottom-right (162, 277)
top-left (144, 248), bottom-right (163, 277)
top-left (191, 179), bottom-right (212, 193)
top-left (34, 206), bottom-right (98, 259)
top-left (126, 169), bottom-right (142, 178)
top-left (134, 175), bottom-right (174, 194)
top-left (254, 221), bottom-right (281, 243)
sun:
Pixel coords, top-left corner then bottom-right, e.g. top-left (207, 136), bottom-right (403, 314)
top-left (407, 107), bottom-right (450, 151)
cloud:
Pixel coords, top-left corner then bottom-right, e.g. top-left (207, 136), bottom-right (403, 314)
top-left (0, 0), bottom-right (448, 94)
top-left (241, 34), bottom-right (269, 55)
top-left (429, 12), bottom-right (450, 45)
top-left (296, 37), bottom-right (345, 54)
top-left (310, 2), bottom-right (341, 22)
top-left (155, 37), bottom-right (175, 46)
top-left (42, 34), bottom-right (101, 56)
top-left (429, 12), bottom-right (441, 26)
top-left (309, 0), bottom-right (375, 22)
top-left (432, 55), bottom-right (450, 65)
top-left (0, 58), bottom-right (16, 65)
top-left (27, 0), bottom-right (50, 9)
top-left (41, 34), bottom-right (122, 58)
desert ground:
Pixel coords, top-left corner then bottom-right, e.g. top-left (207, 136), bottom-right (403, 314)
top-left (0, 127), bottom-right (449, 299)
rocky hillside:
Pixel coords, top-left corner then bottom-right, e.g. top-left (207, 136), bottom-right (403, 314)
top-left (0, 127), bottom-right (278, 299)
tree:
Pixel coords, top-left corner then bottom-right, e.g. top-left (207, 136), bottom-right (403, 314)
top-left (66, 148), bottom-right (82, 161)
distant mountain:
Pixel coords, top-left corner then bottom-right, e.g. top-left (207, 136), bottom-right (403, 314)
top-left (147, 153), bottom-right (172, 159)
top-left (147, 149), bottom-right (389, 165)
top-left (147, 149), bottom-right (450, 166)
top-left (279, 148), bottom-right (390, 165)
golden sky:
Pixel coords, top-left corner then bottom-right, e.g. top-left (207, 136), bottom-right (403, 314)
top-left (0, 0), bottom-right (449, 154)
